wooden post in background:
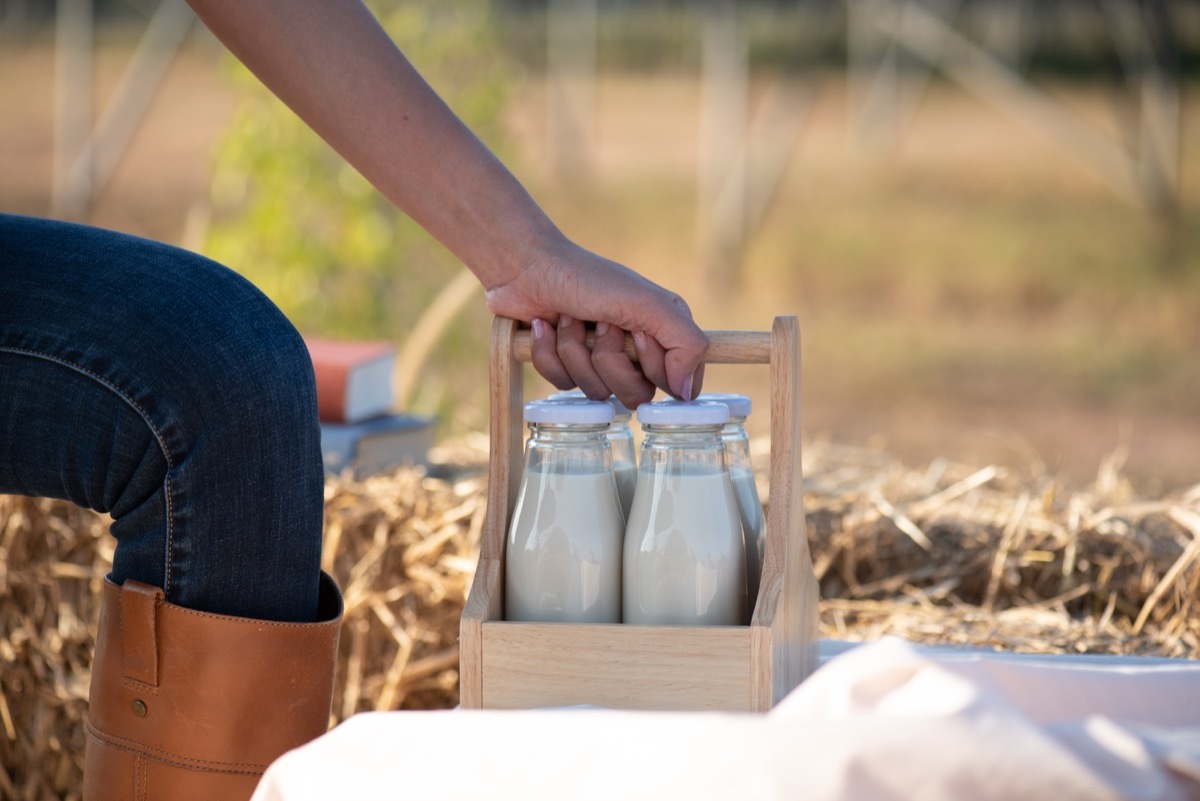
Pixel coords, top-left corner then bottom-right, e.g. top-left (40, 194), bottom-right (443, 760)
top-left (51, 0), bottom-right (195, 219)
top-left (546, 0), bottom-right (597, 183)
top-left (53, 0), bottom-right (92, 216)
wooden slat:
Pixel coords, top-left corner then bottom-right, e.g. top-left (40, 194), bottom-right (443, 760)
top-left (511, 329), bottom-right (771, 365)
top-left (482, 622), bottom-right (752, 711)
top-left (482, 317), bottom-right (522, 562)
top-left (768, 316), bottom-right (820, 701)
top-left (460, 317), bottom-right (521, 708)
top-left (458, 559), bottom-right (498, 709)
top-left (749, 570), bottom-right (783, 711)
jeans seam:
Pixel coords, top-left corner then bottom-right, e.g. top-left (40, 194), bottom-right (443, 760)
top-left (0, 345), bottom-right (178, 595)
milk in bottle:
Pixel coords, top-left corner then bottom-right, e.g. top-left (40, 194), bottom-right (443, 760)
top-left (699, 392), bottom-right (764, 621)
top-left (550, 390), bottom-right (637, 520)
top-left (623, 400), bottom-right (746, 626)
top-left (505, 398), bottom-right (624, 623)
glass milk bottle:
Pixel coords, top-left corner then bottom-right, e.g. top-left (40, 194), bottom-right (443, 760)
top-left (505, 398), bottom-right (624, 623)
top-left (550, 390), bottom-right (637, 520)
top-left (699, 393), bottom-right (765, 621)
top-left (623, 400), bottom-right (746, 626)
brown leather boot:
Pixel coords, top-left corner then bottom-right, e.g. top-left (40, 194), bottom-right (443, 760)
top-left (83, 573), bottom-right (343, 801)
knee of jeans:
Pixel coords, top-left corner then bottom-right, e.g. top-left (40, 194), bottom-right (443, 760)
top-left (137, 260), bottom-right (320, 466)
top-left (198, 296), bottom-right (319, 452)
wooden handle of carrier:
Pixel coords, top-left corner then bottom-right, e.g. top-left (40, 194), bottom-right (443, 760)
top-left (510, 328), bottom-right (772, 365)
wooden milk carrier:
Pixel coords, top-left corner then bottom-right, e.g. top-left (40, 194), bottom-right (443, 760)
top-left (460, 316), bottom-right (819, 711)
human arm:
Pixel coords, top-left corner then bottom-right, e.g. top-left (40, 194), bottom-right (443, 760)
top-left (183, 0), bottom-right (707, 406)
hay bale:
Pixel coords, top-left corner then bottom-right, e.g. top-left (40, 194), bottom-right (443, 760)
top-left (1, 438), bottom-right (1198, 797)
top-left (0, 497), bottom-right (107, 801)
top-left (795, 441), bottom-right (1200, 658)
top-left (321, 466), bottom-right (484, 716)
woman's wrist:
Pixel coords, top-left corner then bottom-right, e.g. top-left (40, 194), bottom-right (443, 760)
top-left (468, 211), bottom-right (568, 296)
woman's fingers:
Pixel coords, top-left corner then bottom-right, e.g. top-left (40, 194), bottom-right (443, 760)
top-left (630, 329), bottom-right (670, 397)
top-left (529, 313), bottom-right (706, 404)
top-left (528, 318), bottom-right (575, 391)
top-left (526, 317), bottom-right (703, 404)
top-left (555, 316), bottom-right (609, 399)
top-left (592, 323), bottom-right (656, 410)
top-left (527, 318), bottom-right (659, 411)
top-left (652, 293), bottom-right (707, 400)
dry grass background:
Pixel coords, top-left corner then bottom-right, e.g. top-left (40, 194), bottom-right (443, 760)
top-left (2, 436), bottom-right (1198, 800)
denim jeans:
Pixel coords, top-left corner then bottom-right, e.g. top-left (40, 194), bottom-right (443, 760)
top-left (0, 213), bottom-right (324, 623)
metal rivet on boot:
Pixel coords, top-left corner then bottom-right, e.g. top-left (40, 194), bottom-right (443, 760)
top-left (132, 699), bottom-right (148, 717)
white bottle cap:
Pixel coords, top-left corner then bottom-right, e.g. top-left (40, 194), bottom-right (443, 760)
top-left (697, 392), bottom-right (752, 418)
top-left (547, 390), bottom-right (634, 418)
top-left (636, 399), bottom-right (729, 426)
top-left (524, 398), bottom-right (615, 424)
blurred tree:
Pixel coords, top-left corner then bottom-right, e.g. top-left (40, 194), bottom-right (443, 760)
top-left (203, 0), bottom-right (511, 428)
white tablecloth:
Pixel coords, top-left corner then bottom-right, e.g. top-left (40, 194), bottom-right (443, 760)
top-left (252, 638), bottom-right (1200, 801)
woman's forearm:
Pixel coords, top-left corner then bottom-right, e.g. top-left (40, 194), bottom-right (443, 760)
top-left (185, 0), bottom-right (555, 290)
top-left (185, 0), bottom-right (709, 404)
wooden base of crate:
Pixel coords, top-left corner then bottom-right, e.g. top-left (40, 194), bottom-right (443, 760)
top-left (460, 316), bottom-right (819, 712)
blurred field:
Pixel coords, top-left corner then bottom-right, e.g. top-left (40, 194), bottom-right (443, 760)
top-left (0, 22), bottom-right (1197, 491)
top-left (506, 73), bottom-right (1200, 493)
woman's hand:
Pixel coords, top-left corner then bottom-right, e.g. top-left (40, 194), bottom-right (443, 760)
top-left (484, 234), bottom-right (708, 411)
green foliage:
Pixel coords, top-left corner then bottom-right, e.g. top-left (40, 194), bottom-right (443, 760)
top-left (203, 0), bottom-right (511, 428)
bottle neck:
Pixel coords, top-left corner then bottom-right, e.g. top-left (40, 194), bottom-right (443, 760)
top-left (525, 423), bottom-right (613, 474)
top-left (639, 423), bottom-right (727, 472)
top-left (642, 423), bottom-right (724, 441)
top-left (528, 422), bottom-right (610, 445)
top-left (608, 418), bottom-right (634, 437)
top-left (720, 417), bottom-right (748, 436)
